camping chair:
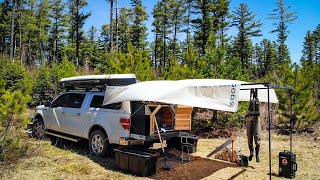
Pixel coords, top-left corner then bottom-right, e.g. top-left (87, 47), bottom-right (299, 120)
top-left (179, 132), bottom-right (197, 162)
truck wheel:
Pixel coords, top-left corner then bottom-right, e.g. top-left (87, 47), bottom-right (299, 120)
top-left (89, 130), bottom-right (110, 157)
top-left (32, 119), bottom-right (46, 139)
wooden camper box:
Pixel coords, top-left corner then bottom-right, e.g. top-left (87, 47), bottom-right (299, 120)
top-left (148, 105), bottom-right (193, 135)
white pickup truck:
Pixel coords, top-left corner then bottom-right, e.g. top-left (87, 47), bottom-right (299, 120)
top-left (31, 74), bottom-right (193, 156)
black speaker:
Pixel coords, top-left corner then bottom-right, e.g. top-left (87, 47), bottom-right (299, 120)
top-left (279, 150), bottom-right (297, 179)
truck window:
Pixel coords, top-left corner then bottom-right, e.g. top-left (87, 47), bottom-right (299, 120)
top-left (90, 95), bottom-right (121, 110)
top-left (52, 93), bottom-right (85, 108)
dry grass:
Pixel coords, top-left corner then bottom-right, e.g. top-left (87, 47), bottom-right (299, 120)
top-left (195, 131), bottom-right (320, 180)
top-left (0, 131), bottom-right (319, 180)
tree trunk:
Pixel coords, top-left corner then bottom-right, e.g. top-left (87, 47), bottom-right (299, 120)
top-left (154, 32), bottom-right (158, 70)
top-left (10, 0), bottom-right (16, 61)
top-left (109, 0), bottom-right (114, 53)
top-left (19, 11), bottom-right (23, 65)
top-left (173, 6), bottom-right (178, 61)
top-left (27, 35), bottom-right (31, 67)
top-left (115, 0), bottom-right (118, 53)
top-left (54, 15), bottom-right (58, 63)
top-left (186, 1), bottom-right (191, 50)
top-left (75, 0), bottom-right (80, 69)
top-left (163, 3), bottom-right (167, 70)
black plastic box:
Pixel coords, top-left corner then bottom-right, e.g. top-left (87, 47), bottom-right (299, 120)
top-left (114, 147), bottom-right (158, 177)
top-left (279, 150), bottom-right (297, 178)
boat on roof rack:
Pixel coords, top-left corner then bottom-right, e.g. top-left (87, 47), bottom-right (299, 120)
top-left (59, 74), bottom-right (136, 90)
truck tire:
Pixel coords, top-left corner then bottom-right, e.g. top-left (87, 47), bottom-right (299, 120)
top-left (89, 130), bottom-right (110, 157)
top-left (32, 119), bottom-right (46, 139)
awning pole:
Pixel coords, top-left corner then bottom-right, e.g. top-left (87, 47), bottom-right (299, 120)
top-left (268, 85), bottom-right (272, 180)
top-left (290, 89), bottom-right (293, 152)
top-left (152, 105), bottom-right (165, 153)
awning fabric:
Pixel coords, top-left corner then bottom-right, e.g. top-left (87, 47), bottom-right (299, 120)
top-left (103, 79), bottom-right (278, 112)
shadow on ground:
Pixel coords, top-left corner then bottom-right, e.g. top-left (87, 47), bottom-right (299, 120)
top-left (47, 136), bottom-right (119, 171)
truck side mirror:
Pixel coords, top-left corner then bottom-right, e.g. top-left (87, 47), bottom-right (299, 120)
top-left (44, 102), bottom-right (51, 107)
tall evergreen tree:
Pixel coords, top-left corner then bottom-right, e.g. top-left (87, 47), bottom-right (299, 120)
top-left (0, 2), bottom-right (10, 54)
top-left (23, 0), bottom-right (38, 67)
top-left (169, 0), bottom-right (185, 59)
top-left (100, 24), bottom-right (110, 52)
top-left (254, 39), bottom-right (278, 77)
top-left (182, 0), bottom-right (193, 49)
top-left (118, 7), bottom-right (131, 53)
top-left (130, 0), bottom-right (148, 50)
top-left (49, 0), bottom-right (68, 63)
top-left (212, 0), bottom-right (230, 48)
top-left (268, 0), bottom-right (297, 64)
top-left (68, 0), bottom-right (91, 69)
top-left (152, 0), bottom-right (171, 71)
top-left (37, 0), bottom-right (51, 65)
top-left (8, 0), bottom-right (16, 60)
top-left (192, 0), bottom-right (213, 56)
top-left (313, 24), bottom-right (320, 65)
top-left (301, 31), bottom-right (316, 65)
top-left (231, 3), bottom-right (262, 71)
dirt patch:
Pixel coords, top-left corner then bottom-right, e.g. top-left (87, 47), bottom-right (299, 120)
top-left (153, 149), bottom-right (238, 180)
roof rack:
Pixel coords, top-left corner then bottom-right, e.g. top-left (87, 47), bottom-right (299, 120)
top-left (59, 74), bottom-right (136, 90)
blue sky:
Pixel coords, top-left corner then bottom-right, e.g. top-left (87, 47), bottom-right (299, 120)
top-left (82, 0), bottom-right (320, 64)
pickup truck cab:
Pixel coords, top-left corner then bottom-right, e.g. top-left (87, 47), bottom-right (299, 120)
top-left (31, 74), bottom-right (193, 156)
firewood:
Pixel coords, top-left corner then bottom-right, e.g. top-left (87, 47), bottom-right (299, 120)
top-left (227, 157), bottom-right (231, 162)
top-left (223, 156), bottom-right (227, 161)
top-left (225, 152), bottom-right (230, 157)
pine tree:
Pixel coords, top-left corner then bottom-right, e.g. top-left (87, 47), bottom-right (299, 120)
top-left (301, 31), bottom-right (316, 65)
top-left (255, 39), bottom-right (278, 77)
top-left (192, 0), bottom-right (213, 56)
top-left (168, 0), bottom-right (185, 60)
top-left (163, 56), bottom-right (195, 80)
top-left (183, 43), bottom-right (198, 71)
top-left (100, 24), bottom-right (110, 52)
top-left (100, 43), bottom-right (155, 81)
top-left (268, 0), bottom-right (297, 64)
top-left (312, 24), bottom-right (320, 65)
top-left (200, 34), bottom-right (226, 79)
top-left (130, 0), bottom-right (148, 50)
top-left (83, 25), bottom-right (101, 71)
top-left (231, 3), bottom-right (262, 71)
top-left (152, 0), bottom-right (171, 71)
top-left (37, 0), bottom-right (51, 65)
top-left (23, 0), bottom-right (38, 67)
top-left (182, 0), bottom-right (193, 49)
top-left (212, 0), bottom-right (230, 48)
top-left (118, 7), bottom-right (131, 53)
top-left (0, 2), bottom-right (10, 54)
top-left (49, 0), bottom-right (68, 64)
top-left (8, 0), bottom-right (16, 60)
top-left (68, 0), bottom-right (91, 69)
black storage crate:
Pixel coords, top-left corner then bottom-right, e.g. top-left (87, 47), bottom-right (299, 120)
top-left (279, 150), bottom-right (297, 178)
top-left (114, 147), bottom-right (158, 177)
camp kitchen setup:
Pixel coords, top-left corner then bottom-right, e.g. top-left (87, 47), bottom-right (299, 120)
top-left (59, 74), bottom-right (297, 179)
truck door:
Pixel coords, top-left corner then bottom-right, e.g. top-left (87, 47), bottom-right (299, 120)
top-left (59, 93), bottom-right (86, 136)
top-left (45, 93), bottom-right (71, 132)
